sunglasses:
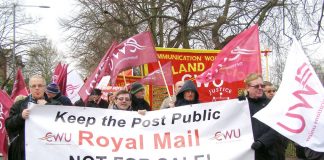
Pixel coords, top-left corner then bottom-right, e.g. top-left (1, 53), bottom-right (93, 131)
top-left (249, 84), bottom-right (265, 89)
top-left (265, 90), bottom-right (276, 93)
top-left (116, 97), bottom-right (131, 102)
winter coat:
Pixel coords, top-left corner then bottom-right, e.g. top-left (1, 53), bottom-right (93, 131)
top-left (74, 98), bottom-right (108, 108)
top-left (74, 98), bottom-right (85, 107)
top-left (53, 93), bottom-right (73, 106)
top-left (247, 95), bottom-right (284, 160)
top-left (305, 148), bottom-right (324, 160)
top-left (5, 95), bottom-right (61, 160)
top-left (86, 99), bottom-right (108, 108)
top-left (175, 80), bottom-right (200, 107)
top-left (131, 96), bottom-right (151, 111)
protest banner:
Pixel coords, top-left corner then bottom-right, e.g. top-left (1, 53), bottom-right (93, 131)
top-left (26, 100), bottom-right (254, 159)
top-left (66, 70), bottom-right (84, 104)
top-left (139, 61), bottom-right (173, 86)
top-left (11, 67), bottom-right (28, 100)
top-left (0, 90), bottom-right (13, 158)
top-left (78, 42), bottom-right (117, 103)
top-left (52, 62), bottom-right (63, 82)
top-left (148, 48), bottom-right (247, 109)
top-left (196, 24), bottom-right (261, 83)
top-left (107, 31), bottom-right (159, 85)
top-left (254, 39), bottom-right (324, 152)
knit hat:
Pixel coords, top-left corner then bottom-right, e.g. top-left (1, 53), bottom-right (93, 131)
top-left (90, 89), bottom-right (102, 96)
top-left (46, 82), bottom-right (60, 94)
top-left (130, 82), bottom-right (144, 94)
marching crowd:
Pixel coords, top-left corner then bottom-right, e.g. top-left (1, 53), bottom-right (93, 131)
top-left (4, 73), bottom-right (324, 160)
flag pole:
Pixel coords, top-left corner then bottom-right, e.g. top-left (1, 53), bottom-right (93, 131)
top-left (172, 84), bottom-right (175, 95)
top-left (158, 61), bottom-right (171, 99)
top-left (122, 71), bottom-right (127, 87)
top-left (264, 49), bottom-right (270, 81)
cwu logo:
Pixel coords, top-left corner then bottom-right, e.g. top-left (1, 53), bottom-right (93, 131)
top-left (210, 129), bottom-right (241, 141)
top-left (66, 84), bottom-right (80, 94)
top-left (39, 132), bottom-right (72, 145)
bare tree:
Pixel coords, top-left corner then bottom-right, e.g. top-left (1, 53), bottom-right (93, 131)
top-left (61, 0), bottom-right (324, 84)
top-left (24, 39), bottom-right (62, 82)
top-left (0, 0), bottom-right (47, 88)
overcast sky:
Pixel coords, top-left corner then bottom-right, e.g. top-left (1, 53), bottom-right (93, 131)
top-left (23, 0), bottom-right (77, 54)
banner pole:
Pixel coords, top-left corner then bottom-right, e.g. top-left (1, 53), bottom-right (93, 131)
top-left (122, 71), bottom-right (127, 89)
top-left (264, 49), bottom-right (270, 81)
top-left (158, 61), bottom-right (171, 99)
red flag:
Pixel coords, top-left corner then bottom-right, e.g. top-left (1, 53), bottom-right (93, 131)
top-left (139, 62), bottom-right (173, 86)
top-left (56, 64), bottom-right (68, 96)
top-left (0, 90), bottom-right (14, 159)
top-left (52, 62), bottom-right (62, 83)
top-left (11, 68), bottom-right (28, 100)
top-left (196, 24), bottom-right (261, 83)
top-left (78, 42), bottom-right (118, 102)
top-left (107, 31), bottom-right (158, 84)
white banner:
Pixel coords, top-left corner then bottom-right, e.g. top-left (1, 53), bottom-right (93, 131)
top-left (254, 39), bottom-right (324, 152)
top-left (26, 100), bottom-right (254, 160)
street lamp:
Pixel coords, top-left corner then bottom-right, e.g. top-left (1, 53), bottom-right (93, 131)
top-left (12, 3), bottom-right (50, 74)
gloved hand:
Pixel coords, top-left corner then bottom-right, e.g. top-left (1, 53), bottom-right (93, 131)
top-left (251, 140), bottom-right (264, 150)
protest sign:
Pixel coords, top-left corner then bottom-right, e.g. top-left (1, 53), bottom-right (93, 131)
top-left (26, 100), bottom-right (254, 159)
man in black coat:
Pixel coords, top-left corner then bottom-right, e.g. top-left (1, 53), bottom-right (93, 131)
top-left (244, 73), bottom-right (284, 160)
top-left (74, 89), bottom-right (108, 108)
top-left (46, 82), bottom-right (73, 106)
top-left (5, 75), bottom-right (60, 160)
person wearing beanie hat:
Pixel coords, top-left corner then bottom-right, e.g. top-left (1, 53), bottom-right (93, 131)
top-left (130, 82), bottom-right (151, 112)
top-left (46, 82), bottom-right (72, 106)
top-left (47, 82), bottom-right (60, 94)
top-left (130, 82), bottom-right (145, 95)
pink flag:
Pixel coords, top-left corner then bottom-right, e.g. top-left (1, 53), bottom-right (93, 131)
top-left (11, 68), bottom-right (28, 100)
top-left (196, 24), bottom-right (261, 83)
top-left (107, 31), bottom-right (158, 84)
top-left (56, 64), bottom-right (68, 96)
top-left (52, 62), bottom-right (62, 83)
top-left (0, 90), bottom-right (13, 159)
top-left (139, 62), bottom-right (173, 86)
top-left (78, 42), bottom-right (118, 102)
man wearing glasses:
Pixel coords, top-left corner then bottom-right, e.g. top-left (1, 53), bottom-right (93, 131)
top-left (5, 75), bottom-right (56, 160)
top-left (112, 90), bottom-right (132, 111)
top-left (244, 73), bottom-right (285, 160)
top-left (263, 81), bottom-right (277, 100)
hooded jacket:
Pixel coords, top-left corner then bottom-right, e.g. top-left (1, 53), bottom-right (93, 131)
top-left (175, 80), bottom-right (200, 107)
